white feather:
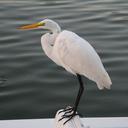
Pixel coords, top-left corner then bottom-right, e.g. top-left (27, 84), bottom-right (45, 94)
top-left (41, 19), bottom-right (112, 89)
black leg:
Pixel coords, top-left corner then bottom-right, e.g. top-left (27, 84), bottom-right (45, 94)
top-left (74, 74), bottom-right (84, 113)
top-left (58, 74), bottom-right (84, 124)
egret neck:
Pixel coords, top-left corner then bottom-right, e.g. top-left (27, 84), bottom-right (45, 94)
top-left (40, 29), bottom-right (60, 65)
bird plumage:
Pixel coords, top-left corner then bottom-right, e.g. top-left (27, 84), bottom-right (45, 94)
top-left (41, 28), bottom-right (112, 90)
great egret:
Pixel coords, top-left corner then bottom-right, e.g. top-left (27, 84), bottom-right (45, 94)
top-left (19, 19), bottom-right (112, 124)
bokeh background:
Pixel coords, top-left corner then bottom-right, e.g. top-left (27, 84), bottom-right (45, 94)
top-left (0, 0), bottom-right (128, 120)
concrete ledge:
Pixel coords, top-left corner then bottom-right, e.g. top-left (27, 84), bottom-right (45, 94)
top-left (0, 117), bottom-right (128, 128)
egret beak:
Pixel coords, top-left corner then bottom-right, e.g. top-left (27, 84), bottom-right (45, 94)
top-left (19, 22), bottom-right (45, 30)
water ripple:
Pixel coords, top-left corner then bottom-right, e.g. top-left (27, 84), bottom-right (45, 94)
top-left (0, 0), bottom-right (128, 119)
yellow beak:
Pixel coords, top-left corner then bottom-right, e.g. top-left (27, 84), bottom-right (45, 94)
top-left (19, 22), bottom-right (45, 30)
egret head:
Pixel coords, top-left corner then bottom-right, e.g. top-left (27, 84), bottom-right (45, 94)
top-left (19, 18), bottom-right (61, 33)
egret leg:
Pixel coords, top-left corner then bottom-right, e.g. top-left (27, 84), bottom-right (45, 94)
top-left (59, 74), bottom-right (84, 124)
top-left (74, 74), bottom-right (84, 113)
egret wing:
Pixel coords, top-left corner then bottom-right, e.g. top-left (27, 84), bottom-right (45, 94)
top-left (56, 30), bottom-right (99, 76)
top-left (55, 30), bottom-right (111, 89)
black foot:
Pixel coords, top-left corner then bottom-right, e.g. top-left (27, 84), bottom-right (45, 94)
top-left (58, 106), bottom-right (78, 125)
top-left (58, 106), bottom-right (74, 115)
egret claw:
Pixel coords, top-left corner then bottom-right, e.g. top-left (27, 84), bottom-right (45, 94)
top-left (58, 106), bottom-right (74, 114)
top-left (58, 110), bottom-right (79, 125)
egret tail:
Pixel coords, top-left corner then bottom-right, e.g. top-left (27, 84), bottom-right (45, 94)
top-left (96, 72), bottom-right (112, 90)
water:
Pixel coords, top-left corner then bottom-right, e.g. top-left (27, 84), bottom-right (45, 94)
top-left (0, 0), bottom-right (128, 120)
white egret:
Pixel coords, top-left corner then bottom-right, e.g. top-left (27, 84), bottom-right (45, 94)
top-left (19, 19), bottom-right (112, 124)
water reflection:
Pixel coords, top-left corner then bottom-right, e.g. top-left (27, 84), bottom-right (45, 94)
top-left (0, 0), bottom-right (128, 119)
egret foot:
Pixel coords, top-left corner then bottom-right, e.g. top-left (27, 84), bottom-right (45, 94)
top-left (58, 106), bottom-right (78, 125)
top-left (58, 106), bottom-right (74, 115)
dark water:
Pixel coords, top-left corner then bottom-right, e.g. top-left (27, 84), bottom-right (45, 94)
top-left (0, 0), bottom-right (128, 120)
